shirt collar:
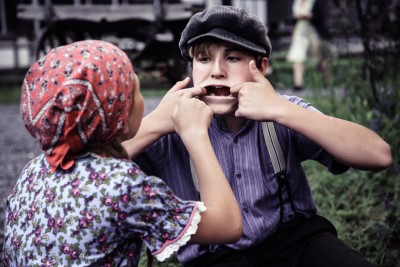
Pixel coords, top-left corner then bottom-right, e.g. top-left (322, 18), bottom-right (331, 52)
top-left (212, 116), bottom-right (254, 133)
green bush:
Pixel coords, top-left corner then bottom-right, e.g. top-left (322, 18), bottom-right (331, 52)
top-left (301, 56), bottom-right (400, 266)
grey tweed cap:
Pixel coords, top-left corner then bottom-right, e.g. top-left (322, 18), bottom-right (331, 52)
top-left (179, 5), bottom-right (272, 61)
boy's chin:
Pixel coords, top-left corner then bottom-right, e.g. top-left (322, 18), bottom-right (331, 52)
top-left (200, 96), bottom-right (238, 116)
top-left (211, 106), bottom-right (237, 116)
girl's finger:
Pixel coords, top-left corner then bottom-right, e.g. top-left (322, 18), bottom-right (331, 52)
top-left (170, 77), bottom-right (191, 93)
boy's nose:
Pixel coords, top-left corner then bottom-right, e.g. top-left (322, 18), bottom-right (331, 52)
top-left (211, 61), bottom-right (226, 79)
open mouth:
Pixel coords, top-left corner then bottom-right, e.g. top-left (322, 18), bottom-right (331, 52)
top-left (205, 85), bottom-right (231, 97)
top-left (201, 85), bottom-right (237, 114)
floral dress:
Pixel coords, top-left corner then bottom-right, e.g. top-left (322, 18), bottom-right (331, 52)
top-left (3, 154), bottom-right (205, 266)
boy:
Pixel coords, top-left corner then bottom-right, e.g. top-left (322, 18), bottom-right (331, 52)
top-left (123, 6), bottom-right (391, 267)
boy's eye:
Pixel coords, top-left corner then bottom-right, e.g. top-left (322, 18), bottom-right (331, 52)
top-left (226, 56), bottom-right (240, 62)
top-left (196, 53), bottom-right (211, 63)
top-left (199, 56), bottom-right (210, 63)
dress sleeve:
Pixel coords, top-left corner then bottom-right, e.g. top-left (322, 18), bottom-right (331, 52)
top-left (152, 201), bottom-right (206, 262)
top-left (119, 165), bottom-right (206, 262)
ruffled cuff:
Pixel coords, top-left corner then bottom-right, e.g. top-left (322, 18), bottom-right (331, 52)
top-left (154, 202), bottom-right (206, 262)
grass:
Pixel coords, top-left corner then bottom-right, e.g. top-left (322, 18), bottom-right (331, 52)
top-left (0, 83), bottom-right (21, 103)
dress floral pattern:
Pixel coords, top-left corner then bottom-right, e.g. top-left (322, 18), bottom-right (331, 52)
top-left (3, 154), bottom-right (204, 266)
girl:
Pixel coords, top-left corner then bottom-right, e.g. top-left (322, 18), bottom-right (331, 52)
top-left (3, 40), bottom-right (242, 266)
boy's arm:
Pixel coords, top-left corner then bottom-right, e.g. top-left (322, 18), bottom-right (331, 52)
top-left (274, 102), bottom-right (392, 170)
top-left (231, 61), bottom-right (392, 171)
top-left (122, 78), bottom-right (206, 159)
top-left (172, 92), bottom-right (242, 244)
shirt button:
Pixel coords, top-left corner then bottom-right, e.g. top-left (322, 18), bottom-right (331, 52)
top-left (233, 137), bottom-right (238, 143)
top-left (235, 172), bottom-right (242, 178)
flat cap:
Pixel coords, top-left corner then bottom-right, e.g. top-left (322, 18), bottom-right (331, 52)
top-left (179, 5), bottom-right (272, 61)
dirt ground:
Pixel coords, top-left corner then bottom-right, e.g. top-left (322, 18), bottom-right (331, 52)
top-left (0, 97), bottom-right (161, 261)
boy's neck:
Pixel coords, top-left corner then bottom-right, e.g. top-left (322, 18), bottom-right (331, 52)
top-left (220, 115), bottom-right (245, 134)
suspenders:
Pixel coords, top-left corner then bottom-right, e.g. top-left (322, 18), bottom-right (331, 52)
top-left (261, 121), bottom-right (286, 175)
top-left (189, 122), bottom-right (295, 222)
top-left (262, 122), bottom-right (295, 222)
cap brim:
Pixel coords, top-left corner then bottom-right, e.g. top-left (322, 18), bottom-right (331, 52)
top-left (188, 28), bottom-right (266, 55)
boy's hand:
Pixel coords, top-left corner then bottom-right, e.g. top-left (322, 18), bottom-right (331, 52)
top-left (230, 60), bottom-right (286, 121)
top-left (151, 77), bottom-right (206, 134)
top-left (172, 92), bottom-right (213, 141)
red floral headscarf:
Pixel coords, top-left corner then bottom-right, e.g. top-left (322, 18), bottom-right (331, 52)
top-left (20, 40), bottom-right (135, 173)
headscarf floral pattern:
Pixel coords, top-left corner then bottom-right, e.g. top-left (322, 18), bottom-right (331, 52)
top-left (20, 40), bottom-right (134, 173)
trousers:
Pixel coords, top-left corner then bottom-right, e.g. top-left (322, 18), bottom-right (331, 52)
top-left (185, 215), bottom-right (376, 267)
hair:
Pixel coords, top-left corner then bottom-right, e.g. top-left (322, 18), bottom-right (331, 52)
top-left (188, 38), bottom-right (265, 69)
top-left (88, 138), bottom-right (129, 159)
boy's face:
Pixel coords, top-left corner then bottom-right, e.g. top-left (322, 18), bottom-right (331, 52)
top-left (192, 41), bottom-right (258, 116)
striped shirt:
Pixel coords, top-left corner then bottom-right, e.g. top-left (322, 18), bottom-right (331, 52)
top-left (135, 94), bottom-right (348, 264)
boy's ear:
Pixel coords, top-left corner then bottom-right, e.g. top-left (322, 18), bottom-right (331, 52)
top-left (260, 58), bottom-right (269, 76)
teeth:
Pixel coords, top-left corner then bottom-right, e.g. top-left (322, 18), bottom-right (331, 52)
top-left (210, 92), bottom-right (216, 96)
top-left (206, 86), bottom-right (225, 89)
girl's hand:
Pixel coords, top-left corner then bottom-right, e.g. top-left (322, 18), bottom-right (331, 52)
top-left (122, 78), bottom-right (206, 159)
top-left (151, 77), bottom-right (206, 134)
top-left (172, 92), bottom-right (213, 141)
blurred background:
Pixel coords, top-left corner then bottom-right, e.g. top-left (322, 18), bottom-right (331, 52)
top-left (0, 0), bottom-right (399, 266)
top-left (0, 0), bottom-right (372, 85)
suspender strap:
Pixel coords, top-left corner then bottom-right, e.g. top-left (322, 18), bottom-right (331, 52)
top-left (261, 122), bottom-right (286, 174)
top-left (262, 122), bottom-right (295, 223)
